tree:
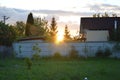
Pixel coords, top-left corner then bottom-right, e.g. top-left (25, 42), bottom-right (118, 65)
top-left (0, 21), bottom-right (16, 46)
top-left (64, 25), bottom-right (71, 41)
top-left (102, 12), bottom-right (109, 17)
top-left (93, 12), bottom-right (117, 17)
top-left (97, 13), bottom-right (100, 17)
top-left (112, 14), bottom-right (117, 17)
top-left (25, 12), bottom-right (34, 36)
top-left (33, 17), bottom-right (49, 38)
top-left (49, 17), bottom-right (58, 42)
top-left (93, 14), bottom-right (97, 17)
top-left (14, 21), bottom-right (25, 38)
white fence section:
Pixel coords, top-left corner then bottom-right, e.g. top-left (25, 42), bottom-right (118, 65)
top-left (13, 40), bottom-right (120, 58)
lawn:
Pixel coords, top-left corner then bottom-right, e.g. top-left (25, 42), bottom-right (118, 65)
top-left (0, 58), bottom-right (120, 80)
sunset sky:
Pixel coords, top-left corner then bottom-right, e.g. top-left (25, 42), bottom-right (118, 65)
top-left (0, 0), bottom-right (120, 36)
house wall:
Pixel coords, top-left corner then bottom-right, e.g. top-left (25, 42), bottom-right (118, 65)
top-left (86, 30), bottom-right (109, 41)
top-left (13, 40), bottom-right (120, 58)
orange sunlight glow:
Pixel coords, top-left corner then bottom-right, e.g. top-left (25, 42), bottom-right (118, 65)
top-left (55, 34), bottom-right (64, 44)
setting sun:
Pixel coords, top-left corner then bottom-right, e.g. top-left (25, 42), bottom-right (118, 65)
top-left (56, 34), bottom-right (64, 44)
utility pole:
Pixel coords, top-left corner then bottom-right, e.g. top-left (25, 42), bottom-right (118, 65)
top-left (2, 16), bottom-right (10, 24)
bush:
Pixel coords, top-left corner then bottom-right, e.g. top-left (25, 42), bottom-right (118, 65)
top-left (25, 57), bottom-right (32, 70)
top-left (32, 43), bottom-right (41, 60)
top-left (53, 52), bottom-right (62, 59)
top-left (95, 48), bottom-right (112, 57)
top-left (95, 49), bottom-right (104, 57)
top-left (69, 46), bottom-right (79, 59)
top-left (104, 48), bottom-right (112, 57)
top-left (32, 53), bottom-right (40, 61)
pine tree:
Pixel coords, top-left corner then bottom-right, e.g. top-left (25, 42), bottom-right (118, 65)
top-left (25, 12), bottom-right (34, 36)
top-left (49, 17), bottom-right (58, 42)
top-left (64, 25), bottom-right (71, 41)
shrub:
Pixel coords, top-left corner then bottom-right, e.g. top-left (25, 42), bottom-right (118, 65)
top-left (53, 52), bottom-right (62, 59)
top-left (104, 48), bottom-right (112, 57)
top-left (95, 48), bottom-right (112, 57)
top-left (32, 53), bottom-right (40, 61)
top-left (95, 49), bottom-right (104, 57)
top-left (32, 43), bottom-right (41, 60)
top-left (25, 57), bottom-right (32, 70)
top-left (69, 46), bottom-right (79, 59)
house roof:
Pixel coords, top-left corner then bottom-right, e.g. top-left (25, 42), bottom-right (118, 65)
top-left (80, 17), bottom-right (120, 33)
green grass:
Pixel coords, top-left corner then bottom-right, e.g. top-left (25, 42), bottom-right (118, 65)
top-left (0, 58), bottom-right (120, 80)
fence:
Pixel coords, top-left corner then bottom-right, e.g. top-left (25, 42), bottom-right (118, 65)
top-left (0, 46), bottom-right (13, 58)
top-left (13, 40), bottom-right (120, 58)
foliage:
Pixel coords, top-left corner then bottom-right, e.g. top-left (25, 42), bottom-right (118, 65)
top-left (25, 13), bottom-right (50, 40)
top-left (0, 22), bottom-right (16, 46)
top-left (64, 25), bottom-right (71, 41)
top-left (32, 53), bottom-right (40, 61)
top-left (104, 48), bottom-right (112, 57)
top-left (53, 52), bottom-right (62, 59)
top-left (49, 17), bottom-right (58, 42)
top-left (32, 43), bottom-right (41, 53)
top-left (14, 21), bottom-right (25, 38)
top-left (25, 12), bottom-right (34, 36)
top-left (25, 57), bottom-right (32, 70)
top-left (95, 49), bottom-right (104, 57)
top-left (32, 43), bottom-right (41, 60)
top-left (33, 17), bottom-right (50, 39)
top-left (93, 12), bottom-right (117, 17)
top-left (96, 47), bottom-right (112, 57)
top-left (69, 46), bottom-right (79, 59)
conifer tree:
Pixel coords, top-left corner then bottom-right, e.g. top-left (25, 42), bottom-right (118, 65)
top-left (25, 12), bottom-right (34, 36)
top-left (49, 17), bottom-right (58, 42)
top-left (64, 25), bottom-right (71, 41)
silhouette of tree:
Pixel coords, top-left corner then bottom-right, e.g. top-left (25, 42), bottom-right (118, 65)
top-left (102, 12), bottom-right (109, 17)
top-left (64, 25), bottom-right (71, 41)
top-left (25, 12), bottom-right (34, 36)
top-left (49, 17), bottom-right (58, 42)
top-left (93, 12), bottom-right (117, 17)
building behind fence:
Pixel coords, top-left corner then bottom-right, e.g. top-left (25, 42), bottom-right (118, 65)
top-left (12, 40), bottom-right (120, 58)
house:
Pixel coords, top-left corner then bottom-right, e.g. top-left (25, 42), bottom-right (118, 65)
top-left (80, 17), bottom-right (120, 41)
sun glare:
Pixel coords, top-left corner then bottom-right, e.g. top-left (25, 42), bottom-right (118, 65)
top-left (56, 34), bottom-right (64, 44)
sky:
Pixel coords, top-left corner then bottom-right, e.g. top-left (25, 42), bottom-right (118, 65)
top-left (0, 0), bottom-right (120, 36)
